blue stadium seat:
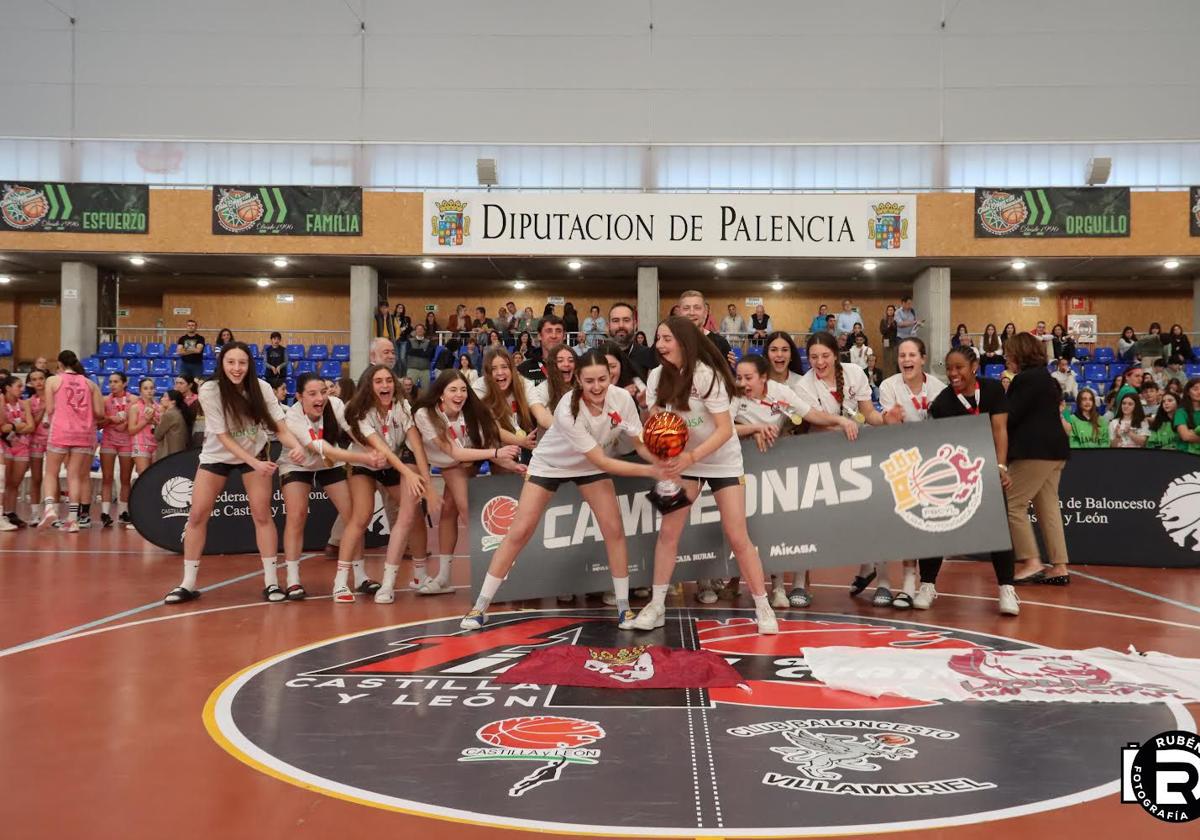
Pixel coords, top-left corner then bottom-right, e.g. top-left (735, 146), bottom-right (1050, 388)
top-left (97, 342), bottom-right (118, 358)
top-left (1082, 363), bottom-right (1108, 381)
top-left (102, 358), bottom-right (124, 373)
top-left (202, 359), bottom-right (217, 376)
top-left (126, 359), bottom-right (149, 376)
top-left (307, 345), bottom-right (329, 360)
top-left (285, 378), bottom-right (296, 394)
top-left (982, 363), bottom-right (1005, 379)
top-left (319, 360), bottom-right (342, 378)
top-left (121, 342), bottom-right (142, 358)
top-left (0, 340), bottom-right (12, 358)
top-left (1193, 348), bottom-right (1200, 362)
top-left (286, 344), bottom-right (305, 361)
top-left (430, 345), bottom-right (446, 370)
top-left (796, 346), bottom-right (807, 358)
top-left (154, 376), bottom-right (173, 392)
top-left (144, 342), bottom-right (165, 358)
top-left (1093, 347), bottom-right (1115, 363)
top-left (254, 359), bottom-right (266, 376)
top-left (331, 344), bottom-right (350, 362)
top-left (245, 343), bottom-right (259, 358)
top-left (99, 378), bottom-right (111, 395)
top-left (1186, 363), bottom-right (1200, 378)
top-left (730, 346), bottom-right (743, 361)
top-left (171, 359), bottom-right (181, 375)
top-left (1088, 381), bottom-right (1109, 396)
top-left (149, 358), bottom-right (170, 375)
top-left (1074, 347), bottom-right (1089, 361)
top-left (82, 357), bottom-right (100, 375)
top-left (295, 360), bottom-right (316, 375)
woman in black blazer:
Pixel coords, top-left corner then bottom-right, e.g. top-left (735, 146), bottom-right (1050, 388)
top-left (1004, 333), bottom-right (1072, 586)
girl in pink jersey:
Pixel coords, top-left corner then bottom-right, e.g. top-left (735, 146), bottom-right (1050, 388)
top-left (25, 369), bottom-right (49, 519)
top-left (38, 351), bottom-right (104, 533)
top-left (127, 378), bottom-right (160, 497)
top-left (98, 372), bottom-right (134, 528)
top-left (0, 375), bottom-right (33, 530)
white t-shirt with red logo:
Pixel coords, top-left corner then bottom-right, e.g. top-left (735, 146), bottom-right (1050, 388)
top-left (796, 363), bottom-right (873, 421)
top-left (529, 386), bottom-right (642, 478)
top-left (878, 372), bottom-right (947, 424)
top-left (645, 361), bottom-right (742, 478)
top-left (279, 396), bottom-right (353, 474)
top-left (733, 380), bottom-right (813, 431)
top-left (348, 400), bottom-right (413, 457)
top-left (414, 406), bottom-right (477, 469)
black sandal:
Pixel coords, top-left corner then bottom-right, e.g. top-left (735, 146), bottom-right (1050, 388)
top-left (892, 592), bottom-right (913, 610)
top-left (263, 584), bottom-right (287, 603)
top-left (1013, 570), bottom-right (1046, 585)
top-left (356, 579), bottom-right (382, 594)
top-left (164, 587), bottom-right (200, 604)
top-left (1039, 574), bottom-right (1070, 586)
top-left (285, 584), bottom-right (307, 601)
top-left (850, 570), bottom-right (877, 597)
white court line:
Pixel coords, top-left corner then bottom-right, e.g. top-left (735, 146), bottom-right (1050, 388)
top-left (1069, 569), bottom-right (1200, 614)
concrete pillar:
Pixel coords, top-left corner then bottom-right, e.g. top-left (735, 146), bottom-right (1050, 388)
top-left (349, 265), bottom-right (379, 376)
top-left (61, 261), bottom-right (98, 359)
top-left (637, 265), bottom-right (659, 337)
top-left (914, 266), bottom-right (951, 377)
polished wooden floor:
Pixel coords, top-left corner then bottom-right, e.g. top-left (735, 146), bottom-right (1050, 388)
top-left (0, 521), bottom-right (1197, 839)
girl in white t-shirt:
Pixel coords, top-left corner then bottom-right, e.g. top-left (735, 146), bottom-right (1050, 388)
top-left (630, 317), bottom-right (779, 636)
top-left (764, 331), bottom-right (806, 392)
top-left (474, 346), bottom-right (539, 468)
top-left (1109, 393), bottom-right (1149, 448)
top-left (876, 337), bottom-right (948, 608)
top-left (414, 370), bottom-right (523, 596)
top-left (164, 342), bottom-right (307, 605)
top-left (339, 364), bottom-right (439, 604)
top-left (461, 349), bottom-right (665, 632)
top-left (732, 353), bottom-right (859, 609)
top-left (528, 343), bottom-right (576, 430)
top-left (794, 331), bottom-right (886, 607)
top-left (278, 373), bottom-right (388, 601)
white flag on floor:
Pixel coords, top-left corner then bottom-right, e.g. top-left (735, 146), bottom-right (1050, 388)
top-left (802, 646), bottom-right (1200, 704)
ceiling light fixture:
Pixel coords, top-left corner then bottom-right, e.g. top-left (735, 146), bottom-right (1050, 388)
top-left (513, 280), bottom-right (527, 290)
top-left (862, 260), bottom-right (877, 272)
top-left (129, 256), bottom-right (146, 266)
top-left (421, 259), bottom-right (436, 270)
top-left (1163, 258), bottom-right (1180, 270)
top-left (1035, 281), bottom-right (1049, 291)
top-left (1011, 260), bottom-right (1027, 271)
top-left (714, 260), bottom-right (729, 271)
top-left (272, 257), bottom-right (289, 268)
top-left (256, 278), bottom-right (270, 288)
top-left (770, 281), bottom-right (784, 291)
top-left (0, 276), bottom-right (10, 285)
top-left (567, 259), bottom-right (582, 271)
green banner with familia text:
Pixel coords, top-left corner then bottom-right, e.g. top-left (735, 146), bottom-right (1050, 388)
top-left (1, 182), bottom-right (148, 233)
top-left (211, 185), bottom-right (362, 236)
top-left (974, 187), bottom-right (1130, 238)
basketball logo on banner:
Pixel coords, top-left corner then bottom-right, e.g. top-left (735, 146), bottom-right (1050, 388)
top-left (1157, 472), bottom-right (1200, 551)
top-left (880, 444), bottom-right (984, 533)
top-left (481, 495), bottom-right (519, 551)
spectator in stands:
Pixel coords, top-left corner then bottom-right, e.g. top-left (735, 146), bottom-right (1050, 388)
top-left (849, 321), bottom-right (868, 346)
top-left (1115, 366), bottom-right (1144, 403)
top-left (374, 302), bottom-right (394, 340)
top-left (153, 389), bottom-right (194, 460)
top-left (896, 295), bottom-right (920, 339)
top-left (517, 316), bottom-right (566, 381)
top-left (536, 303), bottom-right (556, 337)
top-left (215, 328), bottom-right (235, 351)
top-left (835, 299), bottom-right (858, 337)
top-left (1000, 369), bottom-right (1015, 391)
top-left (1050, 324), bottom-right (1076, 361)
top-left (582, 305), bottom-right (606, 349)
top-left (263, 331), bottom-right (288, 387)
top-left (471, 306), bottom-right (494, 338)
top-left (878, 305), bottom-right (898, 375)
top-left (981, 323), bottom-right (1003, 366)
top-left (1000, 322), bottom-right (1017, 350)
top-left (1167, 378), bottom-right (1184, 399)
top-left (337, 376), bottom-right (356, 402)
top-left (1163, 324), bottom-right (1192, 361)
top-left (514, 331), bottom-right (533, 359)
top-left (1109, 394), bottom-right (1148, 448)
top-left (951, 324), bottom-right (970, 349)
top-left (635, 330), bottom-right (648, 347)
top-left (810, 305), bottom-right (829, 336)
top-left (435, 338), bottom-right (459, 371)
top-left (848, 332), bottom-right (872, 368)
top-left (1141, 379), bottom-right (1161, 414)
top-left (404, 323), bottom-right (433, 388)
top-left (749, 304), bottom-right (772, 345)
top-left (175, 320), bottom-right (205, 378)
top-left (1051, 357), bottom-right (1078, 400)
top-left (722, 303), bottom-right (747, 343)
top-left (1146, 393), bottom-right (1180, 450)
top-left (1165, 354), bottom-right (1188, 386)
top-left (562, 302), bottom-right (580, 339)
top-left (824, 314), bottom-right (837, 334)
top-left (679, 290), bottom-right (733, 359)
top-left (448, 304), bottom-right (470, 337)
top-left (393, 303), bottom-right (412, 368)
top-left (607, 302), bottom-right (656, 379)
top-left (1173, 378), bottom-right (1200, 455)
top-left (515, 306), bottom-right (536, 335)
top-left (486, 329), bottom-right (503, 350)
top-left (464, 338), bottom-right (483, 371)
top-left (1117, 326), bottom-right (1137, 362)
top-left (495, 305), bottom-right (512, 338)
top-left (423, 310), bottom-right (439, 337)
top-left (399, 375), bottom-right (417, 404)
top-left (1005, 333), bottom-right (1072, 585)
top-left (1104, 372), bottom-right (1125, 412)
top-left (457, 353), bottom-right (480, 385)
top-left (836, 332), bottom-right (851, 363)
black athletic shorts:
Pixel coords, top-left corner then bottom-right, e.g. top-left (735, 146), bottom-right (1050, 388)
top-left (350, 465), bottom-right (401, 487)
top-left (199, 461), bottom-right (254, 477)
top-left (525, 472), bottom-right (610, 492)
top-left (681, 474), bottom-right (744, 492)
top-left (281, 467), bottom-right (347, 488)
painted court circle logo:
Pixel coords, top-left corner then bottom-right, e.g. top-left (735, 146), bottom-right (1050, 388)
top-left (206, 610), bottom-right (1189, 836)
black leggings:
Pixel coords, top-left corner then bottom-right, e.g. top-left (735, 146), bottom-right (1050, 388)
top-left (918, 549), bottom-right (1015, 587)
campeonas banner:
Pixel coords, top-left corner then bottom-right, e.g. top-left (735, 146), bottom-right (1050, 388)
top-left (974, 187), bottom-right (1130, 238)
top-left (467, 415), bottom-right (1010, 601)
top-left (423, 192), bottom-right (917, 257)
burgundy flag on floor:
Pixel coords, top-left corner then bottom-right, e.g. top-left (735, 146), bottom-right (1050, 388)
top-left (495, 644), bottom-right (747, 690)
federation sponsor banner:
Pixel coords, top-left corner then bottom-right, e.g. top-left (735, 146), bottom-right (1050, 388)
top-left (468, 415), bottom-right (1010, 600)
top-left (1190, 186), bottom-right (1200, 236)
top-left (0, 181), bottom-right (148, 233)
top-left (128, 448), bottom-right (386, 553)
top-left (423, 192), bottom-right (917, 257)
top-left (212, 185), bottom-right (362, 235)
top-left (974, 187), bottom-right (1130, 238)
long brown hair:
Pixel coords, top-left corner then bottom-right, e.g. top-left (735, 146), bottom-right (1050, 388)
top-left (1006, 332), bottom-right (1048, 370)
top-left (481, 346), bottom-right (533, 434)
top-left (542, 343), bottom-right (575, 412)
top-left (1074, 387), bottom-right (1102, 436)
top-left (569, 349), bottom-right (613, 420)
top-left (651, 316), bottom-right (735, 411)
top-left (296, 372), bottom-right (347, 449)
top-left (805, 331), bottom-right (846, 412)
top-left (344, 364), bottom-right (400, 447)
top-left (413, 369), bottom-right (501, 449)
top-left (214, 342), bottom-right (274, 430)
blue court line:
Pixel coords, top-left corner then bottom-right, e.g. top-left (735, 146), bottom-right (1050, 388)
top-left (0, 554), bottom-right (317, 658)
top-left (1070, 569), bottom-right (1200, 615)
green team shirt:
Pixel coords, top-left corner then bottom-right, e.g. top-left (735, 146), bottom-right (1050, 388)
top-left (1172, 408), bottom-right (1200, 455)
top-left (1145, 422), bottom-right (1179, 450)
top-left (1063, 410), bottom-right (1108, 448)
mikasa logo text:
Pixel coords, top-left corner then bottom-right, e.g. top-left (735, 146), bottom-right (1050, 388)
top-left (770, 542), bottom-right (817, 557)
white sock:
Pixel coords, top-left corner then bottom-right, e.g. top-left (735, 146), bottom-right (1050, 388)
top-left (381, 564), bottom-right (399, 592)
top-left (650, 584), bottom-right (669, 608)
top-left (752, 592), bottom-right (770, 609)
top-left (352, 559), bottom-right (368, 586)
top-left (285, 560), bottom-right (301, 588)
top-left (67, 502), bottom-right (79, 523)
top-left (901, 566), bottom-right (917, 596)
top-left (411, 556), bottom-right (428, 585)
top-left (101, 501), bottom-right (110, 515)
top-left (261, 556), bottom-right (279, 588)
top-left (181, 559), bottom-right (201, 591)
top-left (612, 576), bottom-right (630, 613)
top-left (42, 497), bottom-right (55, 515)
top-left (116, 501), bottom-right (124, 518)
top-left (472, 573), bottom-right (504, 612)
top-left (435, 554), bottom-right (452, 586)
top-left (333, 561), bottom-right (350, 590)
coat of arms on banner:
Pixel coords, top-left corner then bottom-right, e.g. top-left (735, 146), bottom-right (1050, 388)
top-left (432, 198), bottom-right (470, 246)
top-left (867, 201), bottom-right (909, 250)
top-left (880, 444), bottom-right (984, 532)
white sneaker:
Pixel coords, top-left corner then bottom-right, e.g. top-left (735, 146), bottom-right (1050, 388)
top-left (631, 602), bottom-right (666, 630)
top-left (998, 585), bottom-right (1020, 616)
top-left (461, 609), bottom-right (487, 631)
top-left (755, 600), bottom-right (779, 635)
top-left (374, 587), bottom-right (395, 604)
top-left (332, 585), bottom-right (354, 604)
top-left (770, 585), bottom-right (789, 610)
top-left (63, 519), bottom-right (80, 534)
top-left (0, 517), bottom-right (17, 532)
top-left (416, 577), bottom-right (453, 595)
top-left (696, 586), bottom-right (718, 605)
top-left (617, 608), bottom-right (636, 630)
top-left (912, 582), bottom-right (937, 610)
top-left (602, 591), bottom-right (617, 607)
top-left (36, 507), bottom-right (57, 529)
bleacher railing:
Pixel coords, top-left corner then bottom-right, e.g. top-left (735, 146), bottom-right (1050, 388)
top-left (98, 327), bottom-right (351, 352)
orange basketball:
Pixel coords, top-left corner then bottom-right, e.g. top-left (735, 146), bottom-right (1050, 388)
top-left (481, 495), bottom-right (518, 537)
top-left (237, 202), bottom-right (262, 223)
top-left (20, 195), bottom-right (47, 220)
top-left (477, 716), bottom-right (605, 750)
top-left (642, 411), bottom-right (688, 459)
top-left (1000, 203), bottom-right (1026, 226)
